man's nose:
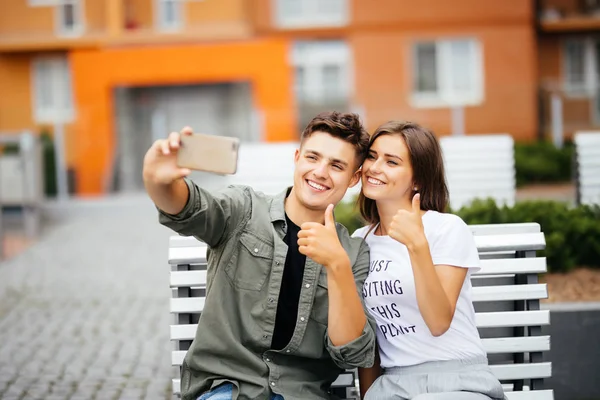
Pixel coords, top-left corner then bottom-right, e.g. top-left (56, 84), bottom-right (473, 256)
top-left (313, 161), bottom-right (328, 178)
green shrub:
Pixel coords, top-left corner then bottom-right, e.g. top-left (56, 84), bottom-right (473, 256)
top-left (335, 197), bottom-right (600, 273)
top-left (335, 199), bottom-right (363, 235)
top-left (514, 141), bottom-right (574, 187)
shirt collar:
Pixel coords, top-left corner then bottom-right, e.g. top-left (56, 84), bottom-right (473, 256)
top-left (269, 186), bottom-right (292, 223)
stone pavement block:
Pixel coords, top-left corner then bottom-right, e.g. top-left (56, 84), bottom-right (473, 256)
top-left (2, 383), bottom-right (26, 398)
top-left (0, 395), bottom-right (22, 400)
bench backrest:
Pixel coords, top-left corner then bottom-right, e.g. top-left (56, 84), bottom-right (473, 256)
top-left (574, 131), bottom-right (600, 205)
top-left (440, 134), bottom-right (516, 210)
top-left (168, 225), bottom-right (552, 400)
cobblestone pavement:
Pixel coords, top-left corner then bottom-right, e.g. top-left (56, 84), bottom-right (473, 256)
top-left (0, 194), bottom-right (177, 400)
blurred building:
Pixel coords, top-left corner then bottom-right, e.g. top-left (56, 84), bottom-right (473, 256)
top-left (0, 0), bottom-right (579, 196)
top-left (538, 0), bottom-right (600, 141)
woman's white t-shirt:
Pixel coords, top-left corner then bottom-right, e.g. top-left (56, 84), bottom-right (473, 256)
top-left (352, 211), bottom-right (486, 368)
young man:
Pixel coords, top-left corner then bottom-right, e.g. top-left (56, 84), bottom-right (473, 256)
top-left (143, 112), bottom-right (375, 400)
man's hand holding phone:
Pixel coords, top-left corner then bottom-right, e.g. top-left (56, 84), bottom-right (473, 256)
top-left (143, 126), bottom-right (239, 187)
top-left (143, 127), bottom-right (193, 186)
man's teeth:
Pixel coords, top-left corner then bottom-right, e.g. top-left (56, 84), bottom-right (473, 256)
top-left (368, 177), bottom-right (385, 185)
top-left (307, 180), bottom-right (327, 191)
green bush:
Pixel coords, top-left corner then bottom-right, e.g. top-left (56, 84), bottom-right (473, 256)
top-left (335, 197), bottom-right (600, 273)
top-left (335, 200), bottom-right (363, 235)
top-left (514, 141), bottom-right (574, 187)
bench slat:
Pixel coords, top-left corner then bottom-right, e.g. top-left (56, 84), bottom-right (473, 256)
top-left (171, 271), bottom-right (207, 288)
top-left (474, 258), bottom-right (546, 276)
top-left (475, 310), bottom-right (550, 328)
top-left (173, 351), bottom-right (186, 366)
top-left (469, 223), bottom-right (540, 236)
top-left (171, 324), bottom-right (197, 340)
top-left (169, 246), bottom-right (207, 265)
top-left (472, 284), bottom-right (547, 302)
top-left (482, 336), bottom-right (550, 354)
top-left (490, 363), bottom-right (552, 380)
top-left (474, 233), bottom-right (546, 252)
top-left (505, 391), bottom-right (554, 400)
top-left (171, 298), bottom-right (206, 314)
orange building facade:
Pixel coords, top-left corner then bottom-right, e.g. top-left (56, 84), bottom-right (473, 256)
top-left (0, 0), bottom-right (540, 196)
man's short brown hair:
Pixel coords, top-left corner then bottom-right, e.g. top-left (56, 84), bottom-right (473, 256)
top-left (300, 111), bottom-right (370, 168)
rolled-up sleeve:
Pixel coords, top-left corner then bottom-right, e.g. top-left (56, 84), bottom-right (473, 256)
top-left (325, 317), bottom-right (376, 369)
top-left (157, 178), bottom-right (250, 247)
top-left (325, 240), bottom-right (377, 369)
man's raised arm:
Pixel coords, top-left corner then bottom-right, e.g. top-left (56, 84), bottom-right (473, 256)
top-left (142, 127), bottom-right (248, 247)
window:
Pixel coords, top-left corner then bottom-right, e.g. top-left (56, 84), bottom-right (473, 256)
top-left (563, 38), bottom-right (598, 96)
top-left (55, 0), bottom-right (84, 36)
top-left (156, 0), bottom-right (183, 31)
top-left (274, 0), bottom-right (348, 28)
top-left (412, 38), bottom-right (484, 108)
top-left (291, 41), bottom-right (351, 132)
top-left (32, 56), bottom-right (75, 124)
top-left (291, 41), bottom-right (351, 104)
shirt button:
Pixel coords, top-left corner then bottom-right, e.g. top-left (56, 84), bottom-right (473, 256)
top-left (269, 298), bottom-right (275, 303)
top-left (263, 334), bottom-right (268, 339)
top-left (286, 350), bottom-right (290, 353)
top-left (270, 382), bottom-right (275, 387)
top-left (275, 261), bottom-right (280, 265)
top-left (300, 317), bottom-right (305, 322)
top-left (305, 284), bottom-right (310, 288)
top-left (254, 248), bottom-right (259, 253)
top-left (265, 358), bottom-right (270, 362)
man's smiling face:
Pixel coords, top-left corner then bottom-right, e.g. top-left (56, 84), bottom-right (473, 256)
top-left (291, 131), bottom-right (360, 212)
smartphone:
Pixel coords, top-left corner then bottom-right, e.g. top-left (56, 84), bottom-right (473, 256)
top-left (177, 133), bottom-right (240, 175)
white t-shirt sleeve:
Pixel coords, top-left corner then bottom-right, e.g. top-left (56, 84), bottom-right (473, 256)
top-left (351, 225), bottom-right (369, 239)
top-left (429, 215), bottom-right (480, 271)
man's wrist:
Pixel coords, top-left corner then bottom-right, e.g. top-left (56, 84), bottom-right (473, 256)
top-left (325, 252), bottom-right (352, 274)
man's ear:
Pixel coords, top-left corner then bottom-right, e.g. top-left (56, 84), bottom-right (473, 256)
top-left (294, 148), bottom-right (300, 163)
top-left (348, 168), bottom-right (361, 188)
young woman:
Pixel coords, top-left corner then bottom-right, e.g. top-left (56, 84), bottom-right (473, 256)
top-left (353, 121), bottom-right (505, 400)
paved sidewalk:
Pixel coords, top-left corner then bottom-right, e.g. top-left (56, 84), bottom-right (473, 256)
top-left (0, 194), bottom-right (176, 400)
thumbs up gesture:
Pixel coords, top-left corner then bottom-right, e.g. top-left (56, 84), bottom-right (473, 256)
top-left (298, 204), bottom-right (348, 268)
top-left (388, 193), bottom-right (427, 250)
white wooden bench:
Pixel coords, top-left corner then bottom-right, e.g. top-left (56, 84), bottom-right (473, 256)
top-left (440, 134), bottom-right (516, 210)
top-left (573, 131), bottom-right (600, 205)
top-left (168, 223), bottom-right (553, 400)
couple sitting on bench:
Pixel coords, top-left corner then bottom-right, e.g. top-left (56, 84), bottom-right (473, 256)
top-left (143, 112), bottom-right (505, 400)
